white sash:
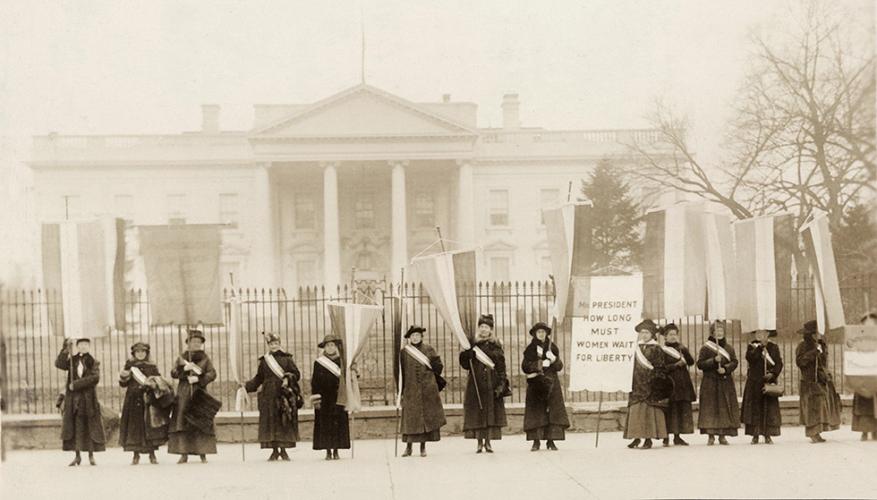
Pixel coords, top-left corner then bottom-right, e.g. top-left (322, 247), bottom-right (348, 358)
top-left (635, 344), bottom-right (654, 370)
top-left (764, 346), bottom-right (776, 367)
top-left (315, 355), bottom-right (341, 378)
top-left (264, 352), bottom-right (286, 380)
top-left (130, 366), bottom-right (148, 385)
top-left (404, 345), bottom-right (432, 370)
top-left (704, 340), bottom-right (731, 362)
top-left (472, 346), bottom-right (496, 370)
top-left (181, 354), bottom-right (203, 375)
top-left (661, 345), bottom-right (682, 360)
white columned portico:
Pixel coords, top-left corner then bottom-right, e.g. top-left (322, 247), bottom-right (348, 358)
top-left (322, 162), bottom-right (341, 292)
top-left (456, 159), bottom-right (475, 246)
top-left (390, 160), bottom-right (408, 282)
top-left (251, 163), bottom-right (276, 287)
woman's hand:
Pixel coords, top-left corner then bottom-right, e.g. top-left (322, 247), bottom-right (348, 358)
top-left (717, 366), bottom-right (726, 375)
top-left (120, 369), bottom-right (131, 378)
top-left (187, 375), bottom-right (199, 384)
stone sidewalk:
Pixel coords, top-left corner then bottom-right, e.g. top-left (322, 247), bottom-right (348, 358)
top-left (1, 427), bottom-right (874, 499)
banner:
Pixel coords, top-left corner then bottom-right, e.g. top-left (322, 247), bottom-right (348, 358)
top-left (542, 203), bottom-right (595, 324)
top-left (41, 218), bottom-right (126, 337)
top-left (226, 289), bottom-right (248, 412)
top-left (327, 301), bottom-right (384, 413)
top-left (844, 326), bottom-right (877, 398)
top-left (568, 274), bottom-right (643, 393)
top-left (409, 249), bottom-right (477, 349)
top-left (800, 212), bottom-right (845, 334)
top-left (702, 212), bottom-right (735, 320)
top-left (139, 224), bottom-right (223, 325)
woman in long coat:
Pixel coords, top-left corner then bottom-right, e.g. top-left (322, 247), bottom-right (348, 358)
top-left (741, 329), bottom-right (783, 444)
top-left (460, 314), bottom-right (509, 453)
top-left (119, 342), bottom-right (167, 464)
top-left (696, 320), bottom-right (740, 445)
top-left (796, 320), bottom-right (841, 443)
top-left (245, 332), bottom-right (301, 461)
top-left (624, 319), bottom-right (669, 449)
top-left (852, 313), bottom-right (877, 441)
top-left (399, 325), bottom-right (446, 457)
top-left (521, 321), bottom-right (569, 451)
top-left (660, 323), bottom-right (695, 446)
top-left (168, 329), bottom-right (219, 463)
top-left (54, 338), bottom-right (106, 466)
top-left (311, 334), bottom-right (350, 460)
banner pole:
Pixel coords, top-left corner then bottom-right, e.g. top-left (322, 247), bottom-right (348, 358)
top-left (395, 270), bottom-right (405, 458)
top-left (595, 389), bottom-right (603, 448)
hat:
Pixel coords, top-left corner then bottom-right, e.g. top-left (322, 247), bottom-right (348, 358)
top-left (404, 325), bottom-right (426, 338)
top-left (185, 329), bottom-right (206, 343)
top-left (709, 320), bottom-right (727, 335)
top-left (797, 320), bottom-right (818, 336)
top-left (529, 322), bottom-right (552, 336)
top-left (635, 319), bottom-right (658, 335)
top-left (477, 314), bottom-right (494, 329)
top-left (75, 338), bottom-right (91, 345)
top-left (263, 332), bottom-right (281, 344)
top-left (661, 323), bottom-right (679, 335)
top-left (318, 334), bottom-right (342, 349)
top-left (861, 312), bottom-right (877, 324)
top-left (130, 341), bottom-right (150, 354)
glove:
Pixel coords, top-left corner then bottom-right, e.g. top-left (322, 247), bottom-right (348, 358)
top-left (542, 359), bottom-right (551, 368)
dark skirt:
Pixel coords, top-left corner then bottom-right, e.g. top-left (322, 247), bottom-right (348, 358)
top-left (63, 409), bottom-right (106, 452)
top-left (402, 429), bottom-right (441, 443)
top-left (525, 425), bottom-right (566, 441)
top-left (464, 427), bottom-right (502, 440)
top-left (665, 401), bottom-right (694, 435)
top-left (312, 407), bottom-right (351, 450)
top-left (852, 394), bottom-right (877, 433)
top-left (260, 440), bottom-right (297, 449)
top-left (167, 430), bottom-right (217, 455)
top-left (800, 382), bottom-right (841, 437)
top-left (623, 402), bottom-right (667, 440)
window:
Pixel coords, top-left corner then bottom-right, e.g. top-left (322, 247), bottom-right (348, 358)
top-left (414, 192), bottom-right (435, 228)
top-left (294, 194), bottom-right (315, 230)
top-left (355, 193), bottom-right (375, 229)
top-left (166, 194), bottom-right (187, 225)
top-left (490, 257), bottom-right (510, 282)
top-left (296, 259), bottom-right (317, 285)
top-left (61, 195), bottom-right (81, 220)
top-left (539, 188), bottom-right (560, 225)
top-left (218, 193), bottom-right (239, 228)
top-left (488, 189), bottom-right (509, 227)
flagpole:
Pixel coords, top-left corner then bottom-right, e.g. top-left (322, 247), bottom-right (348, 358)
top-left (230, 273), bottom-right (246, 462)
top-left (595, 389), bottom-right (603, 448)
top-left (395, 269), bottom-right (405, 458)
top-left (350, 267), bottom-right (356, 460)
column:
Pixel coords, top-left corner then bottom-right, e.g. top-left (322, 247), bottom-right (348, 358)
top-left (456, 159), bottom-right (475, 246)
top-left (390, 160), bottom-right (408, 282)
top-left (322, 162), bottom-right (341, 291)
top-left (251, 163), bottom-right (276, 287)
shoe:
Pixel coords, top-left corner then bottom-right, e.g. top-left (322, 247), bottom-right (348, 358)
top-left (627, 439), bottom-right (641, 449)
top-left (810, 435), bottom-right (826, 443)
top-left (279, 449), bottom-right (290, 461)
top-left (484, 442), bottom-right (494, 453)
top-left (68, 455), bottom-right (81, 467)
top-left (862, 433), bottom-right (869, 442)
top-left (707, 435), bottom-right (715, 446)
top-left (132, 453), bottom-right (140, 465)
top-left (764, 436), bottom-right (773, 445)
top-left (268, 450), bottom-right (279, 461)
top-left (718, 436), bottom-right (729, 445)
top-left (325, 451), bottom-right (333, 461)
top-left (420, 446), bottom-right (427, 458)
top-left (177, 454), bottom-right (188, 464)
top-left (531, 441), bottom-right (540, 452)
top-left (149, 452), bottom-right (158, 465)
top-left (402, 445), bottom-right (413, 457)
top-left (332, 450), bottom-right (339, 460)
top-left (199, 454), bottom-right (208, 463)
top-left (476, 440), bottom-right (484, 454)
top-left (751, 436), bottom-right (759, 445)
top-left (662, 438), bottom-right (669, 447)
top-left (673, 436), bottom-right (689, 446)
top-left (642, 439), bottom-right (652, 449)
top-left (546, 440), bottom-right (558, 451)
top-left (88, 454), bottom-right (96, 466)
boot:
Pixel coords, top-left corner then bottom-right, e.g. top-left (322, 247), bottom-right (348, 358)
top-left (718, 436), bottom-right (729, 445)
top-left (764, 436), bottom-right (773, 445)
top-left (268, 449), bottom-right (280, 461)
top-left (642, 439), bottom-right (652, 449)
top-left (420, 442), bottom-right (427, 457)
top-left (332, 449), bottom-right (340, 460)
top-left (325, 450), bottom-right (333, 461)
top-left (199, 454), bottom-right (207, 463)
top-left (662, 437), bottom-right (670, 447)
top-left (148, 451), bottom-right (158, 464)
top-left (132, 452), bottom-right (140, 465)
top-left (177, 454), bottom-right (188, 464)
top-left (673, 435), bottom-right (689, 446)
top-left (627, 439), bottom-right (641, 449)
top-left (484, 440), bottom-right (493, 453)
top-left (862, 432), bottom-right (869, 442)
top-left (476, 438), bottom-right (484, 454)
top-left (707, 435), bottom-right (715, 446)
top-left (546, 440), bottom-right (558, 451)
top-left (88, 452), bottom-right (96, 466)
top-left (279, 448), bottom-right (290, 461)
top-left (68, 452), bottom-right (81, 467)
top-left (810, 434), bottom-right (826, 443)
top-left (531, 440), bottom-right (540, 452)
top-left (751, 436), bottom-right (759, 445)
top-left (402, 443), bottom-right (413, 457)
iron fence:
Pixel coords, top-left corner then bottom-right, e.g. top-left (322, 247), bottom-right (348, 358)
top-left (1, 274), bottom-right (874, 415)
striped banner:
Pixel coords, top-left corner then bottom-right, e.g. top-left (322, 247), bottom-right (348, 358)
top-left (392, 294), bottom-right (415, 405)
top-left (732, 214), bottom-right (795, 332)
top-left (702, 212), bottom-right (735, 320)
top-left (800, 212), bottom-right (845, 333)
top-left (41, 218), bottom-right (126, 337)
top-left (327, 301), bottom-right (384, 413)
top-left (226, 289), bottom-right (249, 412)
top-left (642, 205), bottom-right (707, 319)
top-left (409, 249), bottom-right (477, 350)
top-left (542, 203), bottom-right (594, 323)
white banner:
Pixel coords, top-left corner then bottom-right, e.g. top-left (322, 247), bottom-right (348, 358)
top-left (568, 274), bottom-right (643, 393)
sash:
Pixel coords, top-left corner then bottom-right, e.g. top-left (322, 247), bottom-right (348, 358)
top-left (704, 340), bottom-right (731, 362)
top-left (634, 344), bottom-right (654, 370)
top-left (264, 352), bottom-right (286, 380)
top-left (315, 355), bottom-right (342, 378)
top-left (130, 366), bottom-right (148, 385)
top-left (404, 345), bottom-right (432, 370)
top-left (764, 346), bottom-right (776, 367)
top-left (661, 345), bottom-right (682, 361)
top-left (181, 355), bottom-right (203, 375)
top-left (472, 346), bottom-right (496, 370)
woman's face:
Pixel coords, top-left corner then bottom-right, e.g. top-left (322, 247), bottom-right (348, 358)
top-left (665, 331), bottom-right (679, 343)
top-left (409, 332), bottom-right (423, 345)
top-left (76, 341), bottom-right (90, 354)
top-left (535, 329), bottom-right (547, 341)
top-left (755, 330), bottom-right (768, 342)
top-left (714, 324), bottom-right (726, 340)
top-left (637, 330), bottom-right (653, 343)
top-left (323, 342), bottom-right (338, 356)
top-left (476, 324), bottom-right (492, 341)
top-left (187, 338), bottom-right (204, 351)
top-left (134, 349), bottom-right (147, 361)
top-left (268, 340), bottom-right (281, 352)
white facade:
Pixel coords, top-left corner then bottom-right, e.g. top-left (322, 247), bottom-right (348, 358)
top-left (28, 84), bottom-right (675, 289)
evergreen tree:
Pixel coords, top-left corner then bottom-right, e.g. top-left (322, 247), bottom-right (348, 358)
top-left (580, 160), bottom-right (643, 270)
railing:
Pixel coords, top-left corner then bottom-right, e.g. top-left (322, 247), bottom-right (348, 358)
top-left (1, 274), bottom-right (874, 415)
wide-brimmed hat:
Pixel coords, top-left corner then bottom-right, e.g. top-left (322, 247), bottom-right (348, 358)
top-left (75, 338), bottom-right (91, 345)
top-left (635, 319), bottom-right (658, 335)
top-left (477, 314), bottom-right (494, 329)
top-left (404, 325), bottom-right (426, 338)
top-left (130, 341), bottom-right (150, 355)
top-left (318, 334), bottom-right (342, 348)
top-left (797, 320), bottom-right (818, 336)
top-left (185, 329), bottom-right (206, 343)
top-left (263, 332), bottom-right (281, 344)
top-left (529, 322), bottom-right (552, 336)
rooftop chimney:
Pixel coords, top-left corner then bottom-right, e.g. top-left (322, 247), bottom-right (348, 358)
top-left (501, 94), bottom-right (520, 129)
top-left (201, 104), bottom-right (220, 134)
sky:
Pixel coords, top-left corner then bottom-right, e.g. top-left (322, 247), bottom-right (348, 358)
top-left (0, 0), bottom-right (873, 284)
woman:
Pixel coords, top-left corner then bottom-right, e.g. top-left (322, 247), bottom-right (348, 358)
top-left (54, 338), bottom-right (106, 466)
top-left (696, 320), bottom-right (740, 445)
top-left (399, 325), bottom-right (447, 457)
top-left (311, 334), bottom-right (351, 460)
top-left (852, 313), bottom-right (877, 441)
top-left (796, 319), bottom-right (841, 443)
top-left (624, 319), bottom-right (669, 449)
top-left (741, 330), bottom-right (783, 444)
top-left (245, 332), bottom-right (302, 461)
top-left (119, 342), bottom-right (168, 464)
top-left (168, 329), bottom-right (219, 463)
top-left (521, 321), bottom-right (569, 451)
top-left (660, 323), bottom-right (695, 446)
top-left (460, 313), bottom-right (509, 453)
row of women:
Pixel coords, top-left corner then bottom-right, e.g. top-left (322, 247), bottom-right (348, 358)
top-left (623, 314), bottom-right (877, 449)
top-left (54, 312), bottom-right (571, 465)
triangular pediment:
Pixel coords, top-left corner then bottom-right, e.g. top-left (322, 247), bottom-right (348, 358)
top-left (253, 84), bottom-right (476, 138)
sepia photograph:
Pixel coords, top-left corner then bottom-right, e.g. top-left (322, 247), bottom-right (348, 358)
top-left (0, 1), bottom-right (875, 499)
